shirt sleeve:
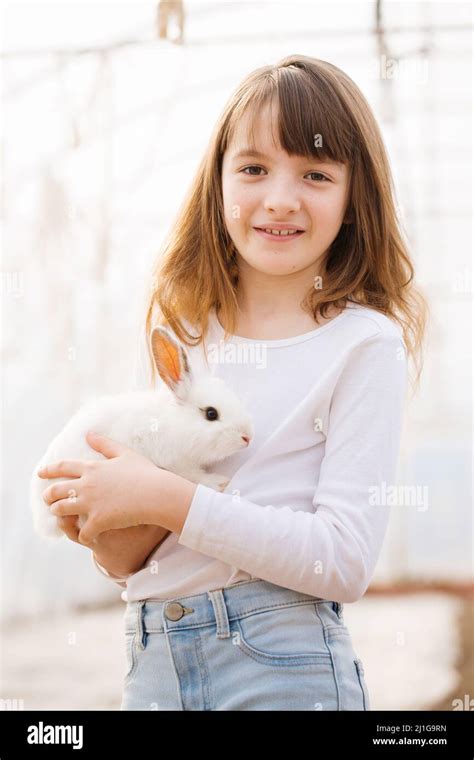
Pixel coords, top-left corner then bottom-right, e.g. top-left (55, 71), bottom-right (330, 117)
top-left (177, 331), bottom-right (408, 603)
top-left (91, 551), bottom-right (129, 588)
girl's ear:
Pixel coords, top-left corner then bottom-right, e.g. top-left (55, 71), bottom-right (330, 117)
top-left (150, 327), bottom-right (193, 400)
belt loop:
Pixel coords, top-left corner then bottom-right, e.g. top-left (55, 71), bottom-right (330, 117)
top-left (207, 589), bottom-right (231, 639)
top-left (136, 600), bottom-right (146, 649)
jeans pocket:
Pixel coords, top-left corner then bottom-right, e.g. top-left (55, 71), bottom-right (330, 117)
top-left (232, 602), bottom-right (332, 667)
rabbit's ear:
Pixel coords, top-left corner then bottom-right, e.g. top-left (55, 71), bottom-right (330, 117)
top-left (150, 327), bottom-right (193, 400)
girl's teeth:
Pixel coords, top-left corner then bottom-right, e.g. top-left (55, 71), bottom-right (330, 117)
top-left (263, 229), bottom-right (299, 236)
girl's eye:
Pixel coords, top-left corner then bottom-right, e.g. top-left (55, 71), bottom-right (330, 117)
top-left (306, 172), bottom-right (330, 182)
top-left (241, 165), bottom-right (265, 176)
top-left (241, 166), bottom-right (330, 182)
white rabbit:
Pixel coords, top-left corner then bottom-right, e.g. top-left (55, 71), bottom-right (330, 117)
top-left (30, 326), bottom-right (254, 539)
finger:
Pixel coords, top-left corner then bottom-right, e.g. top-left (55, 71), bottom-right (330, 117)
top-left (50, 497), bottom-right (86, 518)
top-left (86, 432), bottom-right (129, 459)
top-left (58, 516), bottom-right (96, 548)
top-left (37, 460), bottom-right (85, 479)
top-left (56, 515), bottom-right (81, 543)
top-left (78, 521), bottom-right (100, 546)
top-left (42, 480), bottom-right (81, 506)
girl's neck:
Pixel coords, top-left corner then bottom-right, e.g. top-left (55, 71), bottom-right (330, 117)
top-left (216, 301), bottom-right (344, 341)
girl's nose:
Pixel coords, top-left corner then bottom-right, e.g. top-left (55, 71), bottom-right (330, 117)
top-left (265, 196), bottom-right (301, 215)
top-left (263, 176), bottom-right (301, 215)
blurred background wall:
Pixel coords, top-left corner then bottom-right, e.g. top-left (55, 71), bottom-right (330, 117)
top-left (1, 0), bottom-right (472, 626)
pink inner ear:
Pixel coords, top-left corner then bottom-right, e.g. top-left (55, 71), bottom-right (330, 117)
top-left (153, 332), bottom-right (183, 386)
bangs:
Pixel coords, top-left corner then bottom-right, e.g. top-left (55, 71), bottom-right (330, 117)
top-left (222, 64), bottom-right (356, 165)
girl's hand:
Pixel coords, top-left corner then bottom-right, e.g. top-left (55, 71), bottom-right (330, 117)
top-left (56, 514), bottom-right (95, 548)
top-left (55, 514), bottom-right (168, 553)
top-left (55, 514), bottom-right (171, 578)
top-left (38, 432), bottom-right (165, 545)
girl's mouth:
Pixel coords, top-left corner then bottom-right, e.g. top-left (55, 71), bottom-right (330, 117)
top-left (253, 227), bottom-right (305, 243)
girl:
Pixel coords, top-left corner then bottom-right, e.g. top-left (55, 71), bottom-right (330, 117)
top-left (39, 54), bottom-right (427, 711)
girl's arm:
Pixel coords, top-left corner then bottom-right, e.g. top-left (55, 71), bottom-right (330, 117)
top-left (92, 524), bottom-right (170, 578)
top-left (57, 516), bottom-right (169, 578)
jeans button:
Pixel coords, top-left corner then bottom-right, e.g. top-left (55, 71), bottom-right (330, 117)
top-left (165, 602), bottom-right (186, 621)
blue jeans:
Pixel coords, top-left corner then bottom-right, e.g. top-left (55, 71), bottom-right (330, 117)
top-left (120, 578), bottom-right (370, 711)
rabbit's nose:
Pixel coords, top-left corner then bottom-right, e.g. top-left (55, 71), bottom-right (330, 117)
top-left (241, 435), bottom-right (250, 446)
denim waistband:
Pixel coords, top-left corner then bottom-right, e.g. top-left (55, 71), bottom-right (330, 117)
top-left (123, 578), bottom-right (344, 645)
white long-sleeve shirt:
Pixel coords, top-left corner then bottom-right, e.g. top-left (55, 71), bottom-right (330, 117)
top-left (92, 302), bottom-right (408, 603)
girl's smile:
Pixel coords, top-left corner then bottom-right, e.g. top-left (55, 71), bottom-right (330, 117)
top-left (253, 227), bottom-right (305, 243)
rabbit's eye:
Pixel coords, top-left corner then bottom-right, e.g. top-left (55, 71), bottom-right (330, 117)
top-left (202, 406), bottom-right (219, 421)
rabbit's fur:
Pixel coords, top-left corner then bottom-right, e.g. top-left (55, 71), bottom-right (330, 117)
top-left (30, 326), bottom-right (254, 539)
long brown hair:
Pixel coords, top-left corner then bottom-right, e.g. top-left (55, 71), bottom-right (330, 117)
top-left (143, 54), bottom-right (428, 390)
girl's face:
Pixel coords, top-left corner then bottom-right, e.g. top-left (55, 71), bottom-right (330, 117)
top-left (221, 102), bottom-right (351, 278)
